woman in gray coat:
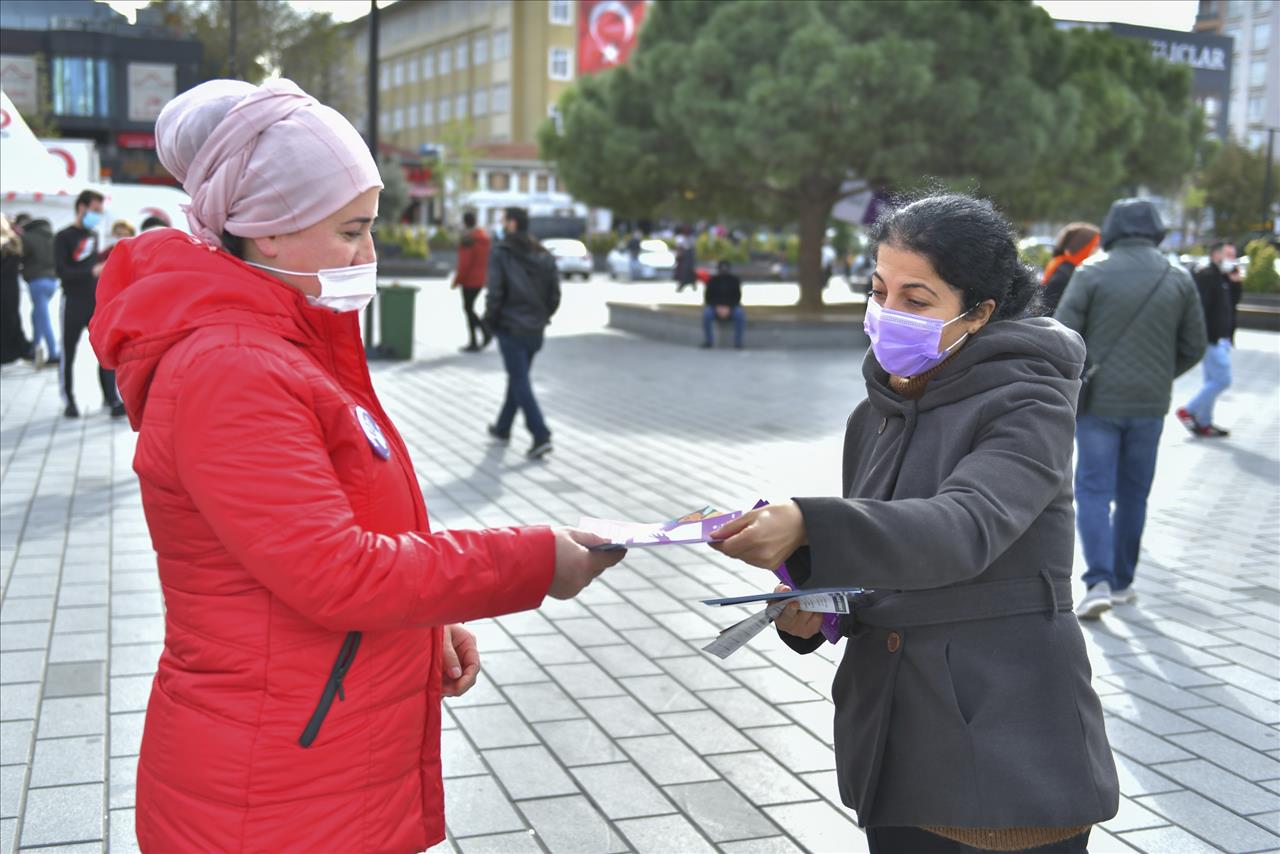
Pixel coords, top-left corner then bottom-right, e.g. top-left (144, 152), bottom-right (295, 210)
top-left (713, 194), bottom-right (1118, 853)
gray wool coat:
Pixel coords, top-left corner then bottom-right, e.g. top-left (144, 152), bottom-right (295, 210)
top-left (788, 317), bottom-right (1119, 830)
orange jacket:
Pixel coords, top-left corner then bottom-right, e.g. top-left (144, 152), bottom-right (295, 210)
top-left (455, 227), bottom-right (491, 288)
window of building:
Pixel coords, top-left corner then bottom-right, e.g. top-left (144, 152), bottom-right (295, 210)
top-left (493, 29), bottom-right (511, 61)
top-left (1249, 94), bottom-right (1265, 122)
top-left (474, 33), bottom-right (489, 65)
top-left (1248, 129), bottom-right (1266, 150)
top-left (455, 93), bottom-right (468, 118)
top-left (1255, 21), bottom-right (1271, 51)
top-left (549, 47), bottom-right (573, 81)
top-left (379, 111), bottom-right (389, 132)
top-left (516, 172), bottom-right (527, 192)
top-left (492, 83), bottom-right (510, 113)
top-left (407, 58), bottom-right (418, 84)
top-left (393, 61), bottom-right (404, 86)
top-left (1250, 57), bottom-right (1267, 86)
top-left (408, 103), bottom-right (419, 127)
top-left (423, 52), bottom-right (434, 79)
top-left (439, 46), bottom-right (452, 75)
top-left (473, 88), bottom-right (489, 116)
top-left (394, 107), bottom-right (404, 131)
top-left (550, 0), bottom-right (573, 25)
top-left (423, 99), bottom-right (434, 125)
top-left (439, 96), bottom-right (452, 122)
top-left (456, 41), bottom-right (468, 70)
top-left (379, 66), bottom-right (389, 90)
top-left (489, 171), bottom-right (511, 192)
top-left (1225, 27), bottom-right (1241, 54)
top-left (1203, 96), bottom-right (1219, 118)
top-left (536, 173), bottom-right (550, 193)
top-left (52, 57), bottom-right (111, 117)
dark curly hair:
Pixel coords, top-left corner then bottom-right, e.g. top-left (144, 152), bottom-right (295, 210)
top-left (867, 192), bottom-right (1041, 320)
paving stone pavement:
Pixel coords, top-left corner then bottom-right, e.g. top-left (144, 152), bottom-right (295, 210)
top-left (0, 277), bottom-right (1277, 854)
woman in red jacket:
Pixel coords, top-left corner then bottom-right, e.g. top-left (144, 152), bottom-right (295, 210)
top-left (90, 79), bottom-right (623, 853)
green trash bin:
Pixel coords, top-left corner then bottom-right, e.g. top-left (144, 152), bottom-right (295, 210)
top-left (376, 283), bottom-right (419, 360)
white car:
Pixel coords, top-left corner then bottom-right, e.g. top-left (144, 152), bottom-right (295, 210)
top-left (607, 239), bottom-right (677, 280)
top-left (543, 238), bottom-right (593, 280)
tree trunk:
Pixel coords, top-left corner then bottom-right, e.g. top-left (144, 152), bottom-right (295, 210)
top-left (796, 198), bottom-right (835, 312)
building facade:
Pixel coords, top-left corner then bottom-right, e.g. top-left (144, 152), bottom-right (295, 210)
top-left (346, 0), bottom-right (608, 230)
top-left (0, 0), bottom-right (203, 185)
top-left (1196, 0), bottom-right (1279, 153)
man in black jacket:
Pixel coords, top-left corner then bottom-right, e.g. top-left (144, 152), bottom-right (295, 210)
top-left (56, 189), bottom-right (124, 418)
top-left (483, 207), bottom-right (560, 459)
top-left (701, 260), bottom-right (745, 349)
top-left (1177, 241), bottom-right (1241, 438)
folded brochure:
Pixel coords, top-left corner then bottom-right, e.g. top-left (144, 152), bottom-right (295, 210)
top-left (579, 505), bottom-right (741, 551)
top-left (701, 587), bottom-right (867, 659)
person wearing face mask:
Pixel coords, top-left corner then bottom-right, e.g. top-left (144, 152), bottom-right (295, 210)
top-left (89, 79), bottom-right (626, 853)
top-left (1176, 241), bottom-right (1241, 438)
top-left (711, 193), bottom-right (1117, 854)
top-left (56, 189), bottom-right (125, 418)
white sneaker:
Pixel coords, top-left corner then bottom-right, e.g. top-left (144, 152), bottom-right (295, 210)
top-left (1076, 583), bottom-right (1113, 620)
top-left (1111, 586), bottom-right (1137, 606)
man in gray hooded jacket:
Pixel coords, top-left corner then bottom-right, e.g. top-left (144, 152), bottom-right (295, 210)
top-left (1054, 199), bottom-right (1205, 619)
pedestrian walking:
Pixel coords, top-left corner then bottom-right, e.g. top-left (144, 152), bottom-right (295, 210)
top-left (14, 214), bottom-right (60, 367)
top-left (1040, 222), bottom-right (1100, 314)
top-left (484, 207), bottom-right (560, 459)
top-left (89, 78), bottom-right (623, 853)
top-left (710, 193), bottom-right (1117, 854)
top-left (700, 259), bottom-right (746, 349)
top-left (0, 215), bottom-right (34, 365)
top-left (452, 211), bottom-right (491, 352)
top-left (1177, 241), bottom-right (1241, 438)
top-left (56, 189), bottom-right (124, 418)
top-left (1054, 198), bottom-right (1206, 619)
top-left (675, 230), bottom-right (698, 292)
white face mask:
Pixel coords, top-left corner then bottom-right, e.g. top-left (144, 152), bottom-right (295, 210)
top-left (248, 261), bottom-right (378, 313)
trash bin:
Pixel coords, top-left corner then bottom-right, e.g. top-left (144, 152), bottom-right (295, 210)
top-left (376, 283), bottom-right (419, 360)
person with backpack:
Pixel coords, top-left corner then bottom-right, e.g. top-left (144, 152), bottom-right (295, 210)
top-left (484, 207), bottom-right (561, 460)
top-left (1054, 199), bottom-right (1206, 619)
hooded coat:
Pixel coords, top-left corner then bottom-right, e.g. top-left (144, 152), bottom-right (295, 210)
top-left (1053, 199), bottom-right (1205, 419)
top-left (787, 318), bottom-right (1119, 830)
top-left (90, 229), bottom-right (555, 852)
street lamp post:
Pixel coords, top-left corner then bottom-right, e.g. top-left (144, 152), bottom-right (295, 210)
top-left (228, 0), bottom-right (238, 79)
top-left (1261, 127), bottom-right (1277, 235)
top-left (364, 0), bottom-right (380, 350)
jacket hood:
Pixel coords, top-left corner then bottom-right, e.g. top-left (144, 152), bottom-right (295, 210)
top-left (21, 219), bottom-right (51, 234)
top-left (1100, 198), bottom-right (1166, 250)
top-left (498, 235), bottom-right (556, 274)
top-left (89, 229), bottom-right (330, 428)
top-left (863, 317), bottom-right (1085, 414)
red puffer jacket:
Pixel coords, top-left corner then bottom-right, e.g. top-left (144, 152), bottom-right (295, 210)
top-left (91, 230), bottom-right (555, 853)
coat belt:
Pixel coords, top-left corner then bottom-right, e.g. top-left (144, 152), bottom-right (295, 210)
top-left (844, 572), bottom-right (1073, 633)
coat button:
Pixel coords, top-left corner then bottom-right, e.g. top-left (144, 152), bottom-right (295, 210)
top-left (886, 632), bottom-right (901, 653)
top-left (877, 417), bottom-right (888, 435)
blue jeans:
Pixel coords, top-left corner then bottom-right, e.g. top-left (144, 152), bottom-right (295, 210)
top-left (495, 332), bottom-right (550, 442)
top-left (1075, 415), bottom-right (1164, 592)
top-left (1185, 339), bottom-right (1231, 425)
top-left (702, 305), bottom-right (745, 347)
top-left (26, 278), bottom-right (59, 358)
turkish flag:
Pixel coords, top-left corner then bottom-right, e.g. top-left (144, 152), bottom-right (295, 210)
top-left (578, 0), bottom-right (647, 75)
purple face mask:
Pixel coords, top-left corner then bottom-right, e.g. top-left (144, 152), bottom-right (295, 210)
top-left (863, 299), bottom-right (969, 378)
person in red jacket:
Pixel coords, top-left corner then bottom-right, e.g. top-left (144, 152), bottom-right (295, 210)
top-left (453, 210), bottom-right (492, 352)
top-left (89, 78), bottom-right (624, 853)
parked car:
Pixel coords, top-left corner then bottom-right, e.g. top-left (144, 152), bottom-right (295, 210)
top-left (543, 238), bottom-right (593, 280)
top-left (606, 238), bottom-right (677, 280)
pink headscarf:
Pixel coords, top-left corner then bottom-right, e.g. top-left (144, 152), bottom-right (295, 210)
top-left (156, 78), bottom-right (382, 248)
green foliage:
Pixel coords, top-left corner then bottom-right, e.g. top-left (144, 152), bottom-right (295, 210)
top-left (147, 0), bottom-right (305, 83)
top-left (432, 120), bottom-right (481, 226)
top-left (378, 156), bottom-right (410, 225)
top-left (1244, 239), bottom-right (1280, 293)
top-left (1020, 244), bottom-right (1054, 271)
top-left (540, 0), bottom-right (1198, 306)
top-left (1201, 140), bottom-right (1278, 241)
top-left (24, 54), bottom-right (60, 138)
top-left (427, 229), bottom-right (458, 252)
top-left (696, 232), bottom-right (749, 264)
top-left (376, 224), bottom-right (429, 259)
top-left (278, 12), bottom-right (360, 116)
top-left (584, 232), bottom-right (619, 257)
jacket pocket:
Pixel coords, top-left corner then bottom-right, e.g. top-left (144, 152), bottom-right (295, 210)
top-left (943, 642), bottom-right (975, 726)
top-left (298, 631), bottom-right (362, 748)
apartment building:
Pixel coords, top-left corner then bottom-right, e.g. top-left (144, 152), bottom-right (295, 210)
top-left (348, 0), bottom-right (606, 230)
top-left (1196, 0), bottom-right (1279, 152)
